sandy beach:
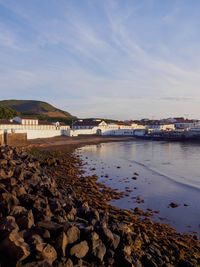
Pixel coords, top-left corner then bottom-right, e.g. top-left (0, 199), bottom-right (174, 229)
top-left (28, 135), bottom-right (136, 151)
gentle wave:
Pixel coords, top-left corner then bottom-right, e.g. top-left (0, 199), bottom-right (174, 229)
top-left (124, 157), bottom-right (200, 191)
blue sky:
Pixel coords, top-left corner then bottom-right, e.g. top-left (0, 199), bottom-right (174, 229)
top-left (0, 0), bottom-right (200, 119)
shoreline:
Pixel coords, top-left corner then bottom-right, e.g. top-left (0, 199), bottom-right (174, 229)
top-left (25, 137), bottom-right (200, 267)
top-left (25, 136), bottom-right (200, 265)
top-left (77, 142), bottom-right (200, 236)
top-left (28, 136), bottom-right (200, 232)
top-left (27, 135), bottom-right (136, 152)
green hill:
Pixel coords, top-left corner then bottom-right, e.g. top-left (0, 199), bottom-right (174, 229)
top-left (0, 105), bottom-right (19, 119)
top-left (0, 100), bottom-right (76, 119)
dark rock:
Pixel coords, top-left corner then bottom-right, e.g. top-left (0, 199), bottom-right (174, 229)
top-left (65, 258), bottom-right (74, 267)
top-left (141, 254), bottom-right (159, 267)
top-left (123, 245), bottom-right (132, 255)
top-left (0, 146), bottom-right (197, 267)
top-left (41, 244), bottom-right (57, 265)
top-left (30, 234), bottom-right (57, 265)
top-left (0, 230), bottom-right (30, 265)
top-left (0, 159), bottom-right (8, 165)
top-left (134, 207), bottom-right (143, 215)
top-left (169, 202), bottom-right (179, 208)
top-left (55, 231), bottom-right (67, 257)
top-left (104, 249), bottom-right (115, 265)
top-left (98, 226), bottom-right (120, 249)
top-left (177, 259), bottom-right (194, 267)
top-left (0, 216), bottom-right (19, 238)
top-left (0, 190), bottom-right (19, 215)
top-left (112, 233), bottom-right (120, 249)
top-left (64, 205), bottom-right (77, 221)
top-left (23, 260), bottom-right (52, 267)
top-left (12, 184), bottom-right (27, 197)
top-left (148, 244), bottom-right (162, 258)
top-left (134, 259), bottom-right (143, 267)
top-left (70, 241), bottom-right (89, 258)
top-left (11, 206), bottom-right (34, 230)
top-left (64, 224), bottom-right (80, 244)
top-left (37, 220), bottom-right (63, 232)
top-left (116, 251), bottom-right (134, 267)
top-left (92, 239), bottom-right (106, 262)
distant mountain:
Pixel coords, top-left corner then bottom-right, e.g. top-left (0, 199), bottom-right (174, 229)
top-left (0, 100), bottom-right (76, 120)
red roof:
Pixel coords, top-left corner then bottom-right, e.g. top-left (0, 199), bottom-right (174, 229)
top-left (115, 122), bottom-right (128, 126)
top-left (175, 120), bottom-right (193, 123)
top-left (161, 122), bottom-right (174, 125)
top-left (0, 119), bottom-right (20, 125)
top-left (72, 121), bottom-right (102, 127)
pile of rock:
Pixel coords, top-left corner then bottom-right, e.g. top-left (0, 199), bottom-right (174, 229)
top-left (0, 146), bottom-right (198, 266)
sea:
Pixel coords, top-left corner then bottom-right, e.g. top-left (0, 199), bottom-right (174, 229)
top-left (76, 140), bottom-right (200, 236)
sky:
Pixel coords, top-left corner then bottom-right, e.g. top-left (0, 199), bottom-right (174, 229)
top-left (0, 0), bottom-right (200, 120)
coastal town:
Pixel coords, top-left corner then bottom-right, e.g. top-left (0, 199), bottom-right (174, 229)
top-left (1, 116), bottom-right (200, 144)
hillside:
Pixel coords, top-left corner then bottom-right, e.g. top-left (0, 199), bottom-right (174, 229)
top-left (0, 100), bottom-right (76, 120)
top-left (0, 105), bottom-right (19, 119)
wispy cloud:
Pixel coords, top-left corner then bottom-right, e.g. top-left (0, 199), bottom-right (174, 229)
top-left (0, 0), bottom-right (200, 119)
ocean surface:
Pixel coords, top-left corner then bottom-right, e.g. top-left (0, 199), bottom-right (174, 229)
top-left (76, 140), bottom-right (200, 236)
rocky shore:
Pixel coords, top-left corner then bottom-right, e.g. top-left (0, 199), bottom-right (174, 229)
top-left (0, 146), bottom-right (200, 266)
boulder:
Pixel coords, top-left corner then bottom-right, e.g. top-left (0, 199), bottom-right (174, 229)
top-left (0, 216), bottom-right (19, 237)
top-left (10, 206), bottom-right (34, 230)
top-left (116, 252), bottom-right (134, 267)
top-left (64, 224), bottom-right (80, 244)
top-left (91, 238), bottom-right (106, 262)
top-left (0, 191), bottom-right (19, 215)
top-left (37, 220), bottom-right (63, 232)
top-left (41, 244), bottom-right (57, 265)
top-left (31, 234), bottom-right (57, 265)
top-left (99, 226), bottom-right (120, 249)
top-left (55, 231), bottom-right (67, 256)
top-left (65, 258), bottom-right (74, 267)
top-left (70, 241), bottom-right (89, 259)
top-left (0, 230), bottom-right (30, 265)
top-left (12, 185), bottom-right (27, 197)
top-left (169, 202), bottom-right (179, 208)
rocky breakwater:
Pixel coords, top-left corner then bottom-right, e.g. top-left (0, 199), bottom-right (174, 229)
top-left (0, 146), bottom-right (200, 266)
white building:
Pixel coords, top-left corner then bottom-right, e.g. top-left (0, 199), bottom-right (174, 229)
top-left (13, 117), bottom-right (39, 125)
top-left (70, 120), bottom-right (138, 136)
top-left (147, 123), bottom-right (175, 132)
top-left (124, 121), bottom-right (147, 129)
top-left (174, 120), bottom-right (199, 129)
top-left (0, 117), bottom-right (70, 139)
top-left (72, 120), bottom-right (107, 130)
top-left (101, 122), bottom-right (135, 135)
top-left (70, 120), bottom-right (108, 136)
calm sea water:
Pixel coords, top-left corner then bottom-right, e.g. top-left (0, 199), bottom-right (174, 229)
top-left (76, 140), bottom-right (200, 236)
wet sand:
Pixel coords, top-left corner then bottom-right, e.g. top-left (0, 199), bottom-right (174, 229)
top-left (28, 135), bottom-right (136, 151)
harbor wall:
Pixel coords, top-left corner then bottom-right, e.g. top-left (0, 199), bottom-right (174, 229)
top-left (0, 132), bottom-right (4, 145)
top-left (4, 133), bottom-right (27, 146)
top-left (0, 129), bottom-right (71, 140)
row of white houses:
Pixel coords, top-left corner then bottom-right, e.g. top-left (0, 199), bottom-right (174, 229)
top-left (0, 117), bottom-right (70, 139)
top-left (0, 117), bottom-right (200, 140)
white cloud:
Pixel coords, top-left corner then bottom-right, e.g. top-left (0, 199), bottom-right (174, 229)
top-left (1, 0), bottom-right (200, 119)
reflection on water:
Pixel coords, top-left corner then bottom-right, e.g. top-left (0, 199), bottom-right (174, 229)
top-left (78, 141), bottom-right (200, 235)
